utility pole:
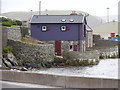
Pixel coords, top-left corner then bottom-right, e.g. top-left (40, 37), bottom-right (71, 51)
top-left (31, 10), bottom-right (33, 17)
top-left (39, 1), bottom-right (41, 15)
top-left (46, 9), bottom-right (48, 15)
top-left (107, 7), bottom-right (110, 22)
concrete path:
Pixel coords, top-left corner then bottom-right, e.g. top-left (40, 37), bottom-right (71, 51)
top-left (0, 81), bottom-right (117, 90)
top-left (0, 80), bottom-right (60, 88)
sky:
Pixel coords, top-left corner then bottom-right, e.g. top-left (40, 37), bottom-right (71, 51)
top-left (1, 0), bottom-right (119, 16)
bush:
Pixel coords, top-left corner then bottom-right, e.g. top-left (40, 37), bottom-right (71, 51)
top-left (15, 20), bottom-right (22, 26)
top-left (2, 18), bottom-right (22, 27)
top-left (3, 46), bottom-right (13, 53)
top-left (2, 22), bottom-right (12, 27)
top-left (11, 21), bottom-right (17, 25)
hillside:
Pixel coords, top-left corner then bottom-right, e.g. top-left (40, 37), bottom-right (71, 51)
top-left (92, 21), bottom-right (118, 38)
top-left (101, 15), bottom-right (118, 22)
top-left (2, 10), bottom-right (105, 27)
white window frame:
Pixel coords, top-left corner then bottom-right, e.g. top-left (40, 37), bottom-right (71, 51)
top-left (42, 26), bottom-right (47, 31)
top-left (61, 26), bottom-right (66, 31)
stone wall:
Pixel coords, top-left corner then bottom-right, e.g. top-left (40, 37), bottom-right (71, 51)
top-left (61, 41), bottom-right (70, 53)
top-left (7, 27), bottom-right (22, 41)
top-left (7, 39), bottom-right (55, 67)
top-left (87, 46), bottom-right (118, 58)
top-left (0, 26), bottom-right (7, 66)
top-left (93, 34), bottom-right (119, 47)
top-left (63, 50), bottom-right (99, 66)
top-left (86, 30), bottom-right (93, 47)
top-left (1, 26), bottom-right (7, 48)
top-left (80, 40), bottom-right (86, 52)
top-left (20, 27), bottom-right (29, 37)
top-left (94, 39), bottom-right (119, 47)
top-left (0, 26), bottom-right (2, 66)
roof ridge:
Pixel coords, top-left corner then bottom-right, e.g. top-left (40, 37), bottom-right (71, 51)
top-left (30, 15), bottom-right (85, 24)
top-left (33, 15), bottom-right (84, 16)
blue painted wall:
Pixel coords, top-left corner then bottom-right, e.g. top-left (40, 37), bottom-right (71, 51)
top-left (31, 23), bottom-right (85, 40)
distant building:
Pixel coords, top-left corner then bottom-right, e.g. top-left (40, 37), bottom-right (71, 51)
top-left (30, 15), bottom-right (91, 55)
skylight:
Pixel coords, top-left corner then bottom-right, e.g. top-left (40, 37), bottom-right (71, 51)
top-left (70, 19), bottom-right (74, 22)
top-left (61, 19), bottom-right (66, 22)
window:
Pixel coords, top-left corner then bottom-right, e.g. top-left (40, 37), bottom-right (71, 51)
top-left (61, 26), bottom-right (66, 31)
top-left (42, 26), bottom-right (47, 31)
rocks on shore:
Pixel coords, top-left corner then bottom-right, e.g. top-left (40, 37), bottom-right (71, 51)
top-left (2, 53), bottom-right (28, 71)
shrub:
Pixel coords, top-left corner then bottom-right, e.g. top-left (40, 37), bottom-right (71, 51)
top-left (11, 21), bottom-right (17, 25)
top-left (15, 20), bottom-right (22, 26)
top-left (2, 22), bottom-right (12, 27)
top-left (2, 18), bottom-right (22, 27)
top-left (3, 46), bottom-right (13, 53)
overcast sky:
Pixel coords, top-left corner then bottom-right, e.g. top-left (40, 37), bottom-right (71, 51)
top-left (1, 0), bottom-right (119, 16)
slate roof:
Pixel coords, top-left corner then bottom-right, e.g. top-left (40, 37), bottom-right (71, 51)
top-left (29, 15), bottom-right (85, 24)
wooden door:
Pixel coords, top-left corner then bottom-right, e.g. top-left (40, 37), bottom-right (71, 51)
top-left (55, 40), bottom-right (61, 56)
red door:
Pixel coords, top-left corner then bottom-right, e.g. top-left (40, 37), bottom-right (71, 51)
top-left (55, 41), bottom-right (61, 56)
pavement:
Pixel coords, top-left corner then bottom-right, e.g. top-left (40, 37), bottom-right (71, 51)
top-left (0, 80), bottom-right (60, 89)
top-left (0, 81), bottom-right (118, 90)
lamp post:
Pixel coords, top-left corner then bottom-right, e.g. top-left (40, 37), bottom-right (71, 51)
top-left (107, 7), bottom-right (110, 22)
top-left (46, 9), bottom-right (48, 15)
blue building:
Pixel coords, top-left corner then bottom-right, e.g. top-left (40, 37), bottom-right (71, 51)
top-left (30, 15), bottom-right (87, 40)
top-left (30, 15), bottom-right (88, 55)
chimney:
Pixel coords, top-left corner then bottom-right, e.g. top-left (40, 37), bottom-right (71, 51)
top-left (70, 11), bottom-right (78, 15)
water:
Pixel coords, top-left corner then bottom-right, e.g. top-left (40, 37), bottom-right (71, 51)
top-left (30, 58), bottom-right (119, 79)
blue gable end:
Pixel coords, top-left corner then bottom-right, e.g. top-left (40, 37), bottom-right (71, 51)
top-left (30, 15), bottom-right (86, 40)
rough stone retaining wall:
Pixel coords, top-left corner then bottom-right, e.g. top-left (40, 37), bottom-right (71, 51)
top-left (1, 26), bottom-right (7, 48)
top-left (63, 50), bottom-right (99, 61)
top-left (94, 39), bottom-right (119, 47)
top-left (1, 70), bottom-right (119, 88)
top-left (93, 34), bottom-right (119, 47)
top-left (7, 40), bottom-right (55, 67)
top-left (7, 27), bottom-right (22, 41)
top-left (63, 50), bottom-right (99, 66)
top-left (0, 26), bottom-right (7, 66)
top-left (87, 46), bottom-right (118, 58)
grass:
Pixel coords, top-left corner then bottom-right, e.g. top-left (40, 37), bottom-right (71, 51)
top-left (3, 45), bottom-right (13, 53)
top-left (21, 37), bottom-right (43, 44)
top-left (11, 25), bottom-right (19, 28)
